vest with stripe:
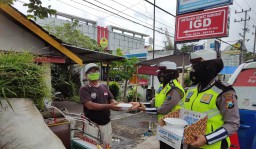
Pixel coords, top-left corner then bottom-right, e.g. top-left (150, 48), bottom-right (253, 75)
top-left (155, 79), bottom-right (185, 120)
top-left (184, 83), bottom-right (231, 149)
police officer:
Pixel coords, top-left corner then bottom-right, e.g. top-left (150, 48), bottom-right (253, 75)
top-left (139, 61), bottom-right (185, 149)
top-left (184, 50), bottom-right (240, 149)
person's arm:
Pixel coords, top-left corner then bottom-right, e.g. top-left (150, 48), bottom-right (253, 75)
top-left (204, 90), bottom-right (240, 145)
top-left (84, 101), bottom-right (114, 110)
top-left (156, 88), bottom-right (182, 115)
top-left (79, 86), bottom-right (117, 111)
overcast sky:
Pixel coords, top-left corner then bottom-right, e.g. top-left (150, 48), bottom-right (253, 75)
top-left (13, 0), bottom-right (256, 52)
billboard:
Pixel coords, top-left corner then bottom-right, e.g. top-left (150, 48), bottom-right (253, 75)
top-left (177, 0), bottom-right (233, 14)
top-left (175, 7), bottom-right (229, 42)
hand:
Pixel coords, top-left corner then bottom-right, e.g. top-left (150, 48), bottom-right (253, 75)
top-left (110, 102), bottom-right (121, 111)
top-left (190, 134), bottom-right (207, 147)
top-left (129, 102), bottom-right (140, 111)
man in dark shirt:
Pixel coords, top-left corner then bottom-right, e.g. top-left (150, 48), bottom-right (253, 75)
top-left (79, 63), bottom-right (121, 146)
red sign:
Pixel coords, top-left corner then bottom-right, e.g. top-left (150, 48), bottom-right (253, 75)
top-left (234, 69), bottom-right (256, 87)
top-left (176, 7), bottom-right (229, 42)
top-left (34, 56), bottom-right (65, 63)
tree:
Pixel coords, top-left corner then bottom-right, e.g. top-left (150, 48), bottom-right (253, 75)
top-left (1, 0), bottom-right (56, 20)
top-left (109, 48), bottom-right (139, 101)
top-left (44, 20), bottom-right (104, 51)
top-left (180, 44), bottom-right (194, 53)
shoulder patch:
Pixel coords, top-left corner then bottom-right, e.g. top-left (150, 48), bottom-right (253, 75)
top-left (167, 95), bottom-right (172, 100)
top-left (223, 92), bottom-right (235, 109)
top-left (185, 91), bottom-right (194, 102)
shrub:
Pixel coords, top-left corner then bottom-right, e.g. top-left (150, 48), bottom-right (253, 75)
top-left (0, 51), bottom-right (50, 110)
top-left (127, 86), bottom-right (141, 102)
top-left (109, 81), bottom-right (120, 99)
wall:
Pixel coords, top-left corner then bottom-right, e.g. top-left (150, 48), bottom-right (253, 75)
top-left (0, 13), bottom-right (49, 55)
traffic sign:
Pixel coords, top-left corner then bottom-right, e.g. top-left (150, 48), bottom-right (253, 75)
top-left (177, 0), bottom-right (233, 14)
top-left (175, 7), bottom-right (229, 42)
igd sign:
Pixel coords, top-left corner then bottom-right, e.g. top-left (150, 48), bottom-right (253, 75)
top-left (176, 7), bottom-right (229, 42)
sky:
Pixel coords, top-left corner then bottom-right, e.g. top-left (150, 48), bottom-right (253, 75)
top-left (13, 0), bottom-right (256, 52)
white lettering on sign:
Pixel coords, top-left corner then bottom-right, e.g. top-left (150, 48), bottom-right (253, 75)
top-left (189, 18), bottom-right (211, 29)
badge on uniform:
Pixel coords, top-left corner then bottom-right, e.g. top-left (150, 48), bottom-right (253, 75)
top-left (91, 93), bottom-right (96, 99)
top-left (185, 92), bottom-right (194, 102)
top-left (223, 93), bottom-right (234, 109)
top-left (200, 94), bottom-right (213, 104)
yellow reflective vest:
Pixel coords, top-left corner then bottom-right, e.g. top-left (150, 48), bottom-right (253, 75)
top-left (184, 85), bottom-right (231, 149)
top-left (155, 79), bottom-right (185, 120)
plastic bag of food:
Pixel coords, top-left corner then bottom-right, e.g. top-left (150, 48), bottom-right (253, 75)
top-left (0, 98), bottom-right (65, 149)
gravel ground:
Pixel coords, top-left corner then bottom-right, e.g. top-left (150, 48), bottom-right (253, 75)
top-left (52, 101), bottom-right (159, 149)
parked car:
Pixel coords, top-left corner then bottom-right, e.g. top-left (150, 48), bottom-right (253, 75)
top-left (228, 59), bottom-right (256, 149)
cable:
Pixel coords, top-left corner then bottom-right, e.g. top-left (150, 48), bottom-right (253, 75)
top-left (96, 0), bottom-right (141, 22)
top-left (92, 0), bottom-right (167, 32)
top-left (77, 0), bottom-right (174, 37)
top-left (110, 0), bottom-right (175, 30)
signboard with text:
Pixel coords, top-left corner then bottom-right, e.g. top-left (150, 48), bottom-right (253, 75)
top-left (177, 0), bottom-right (233, 14)
top-left (175, 6), bottom-right (229, 42)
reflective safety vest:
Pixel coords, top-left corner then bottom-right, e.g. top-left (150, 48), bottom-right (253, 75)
top-left (155, 80), bottom-right (185, 120)
top-left (184, 85), bottom-right (231, 149)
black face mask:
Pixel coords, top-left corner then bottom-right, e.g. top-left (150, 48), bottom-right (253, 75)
top-left (190, 58), bottom-right (223, 85)
top-left (157, 70), bottom-right (178, 84)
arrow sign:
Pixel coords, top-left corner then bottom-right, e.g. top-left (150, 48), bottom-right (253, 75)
top-left (183, 28), bottom-right (208, 33)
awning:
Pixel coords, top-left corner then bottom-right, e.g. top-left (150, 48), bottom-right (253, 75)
top-left (138, 53), bottom-right (190, 67)
top-left (138, 65), bottom-right (158, 76)
top-left (63, 44), bottom-right (125, 64)
top-left (220, 66), bottom-right (238, 75)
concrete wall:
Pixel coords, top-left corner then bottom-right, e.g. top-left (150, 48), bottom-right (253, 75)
top-left (0, 13), bottom-right (50, 55)
top-left (36, 17), bottom-right (97, 40)
top-left (107, 29), bottom-right (145, 53)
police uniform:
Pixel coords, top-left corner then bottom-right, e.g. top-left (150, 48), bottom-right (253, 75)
top-left (147, 79), bottom-right (185, 120)
top-left (185, 50), bottom-right (240, 149)
top-left (185, 79), bottom-right (239, 149)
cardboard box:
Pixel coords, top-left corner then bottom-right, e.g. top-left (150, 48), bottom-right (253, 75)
top-left (157, 109), bottom-right (207, 148)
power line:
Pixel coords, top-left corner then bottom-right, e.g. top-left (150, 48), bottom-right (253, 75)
top-left (92, 0), bottom-right (170, 33)
top-left (144, 0), bottom-right (175, 17)
top-left (96, 0), bottom-right (141, 22)
top-left (77, 0), bottom-right (174, 37)
top-left (110, 0), bottom-right (175, 30)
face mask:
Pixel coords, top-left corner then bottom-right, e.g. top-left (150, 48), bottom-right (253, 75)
top-left (87, 72), bottom-right (100, 81)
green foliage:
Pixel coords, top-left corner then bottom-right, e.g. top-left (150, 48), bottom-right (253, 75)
top-left (51, 64), bottom-right (80, 99)
top-left (165, 43), bottom-right (174, 51)
top-left (44, 20), bottom-right (104, 51)
top-left (1, 0), bottom-right (56, 20)
top-left (180, 44), bottom-right (194, 53)
top-left (109, 81), bottom-right (120, 99)
top-left (109, 48), bottom-right (139, 81)
top-left (127, 86), bottom-right (141, 102)
top-left (184, 76), bottom-right (192, 87)
top-left (70, 96), bottom-right (80, 104)
top-left (0, 51), bottom-right (50, 110)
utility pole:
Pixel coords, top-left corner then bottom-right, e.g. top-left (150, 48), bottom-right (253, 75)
top-left (234, 8), bottom-right (251, 64)
top-left (151, 0), bottom-right (156, 97)
top-left (253, 25), bottom-right (256, 59)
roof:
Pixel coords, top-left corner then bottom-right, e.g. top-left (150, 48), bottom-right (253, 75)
top-left (63, 44), bottom-right (124, 63)
top-left (0, 4), bottom-right (124, 65)
top-left (138, 53), bottom-right (190, 67)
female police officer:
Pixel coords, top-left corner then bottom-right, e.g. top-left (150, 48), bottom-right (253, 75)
top-left (184, 50), bottom-right (240, 149)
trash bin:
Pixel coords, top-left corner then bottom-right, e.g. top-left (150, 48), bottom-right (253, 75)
top-left (238, 109), bottom-right (256, 149)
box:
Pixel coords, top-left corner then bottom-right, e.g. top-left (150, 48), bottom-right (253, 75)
top-left (157, 109), bottom-right (207, 148)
